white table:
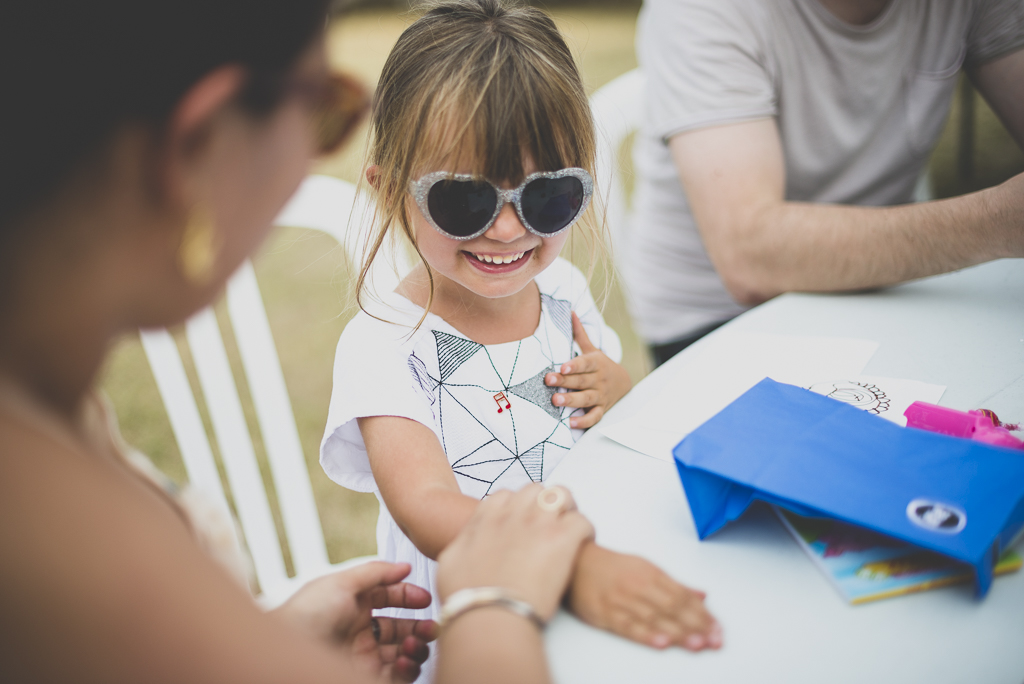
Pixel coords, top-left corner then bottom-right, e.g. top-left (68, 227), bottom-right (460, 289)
top-left (545, 259), bottom-right (1024, 684)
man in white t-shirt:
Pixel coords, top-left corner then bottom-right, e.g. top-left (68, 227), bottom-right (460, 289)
top-left (627, 0), bottom-right (1024, 366)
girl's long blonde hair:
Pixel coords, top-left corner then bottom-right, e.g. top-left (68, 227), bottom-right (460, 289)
top-left (357, 0), bottom-right (605, 318)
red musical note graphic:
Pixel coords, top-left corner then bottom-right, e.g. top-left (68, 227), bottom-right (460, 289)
top-left (493, 391), bottom-right (511, 413)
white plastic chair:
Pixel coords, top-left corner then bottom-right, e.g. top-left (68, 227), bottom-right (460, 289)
top-left (589, 68), bottom-right (646, 258)
top-left (140, 175), bottom-right (411, 607)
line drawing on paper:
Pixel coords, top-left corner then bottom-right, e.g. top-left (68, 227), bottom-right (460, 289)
top-left (808, 380), bottom-right (891, 415)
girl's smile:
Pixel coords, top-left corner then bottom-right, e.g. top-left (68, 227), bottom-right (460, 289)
top-left (463, 247), bottom-right (534, 271)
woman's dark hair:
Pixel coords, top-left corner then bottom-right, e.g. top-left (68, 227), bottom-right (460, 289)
top-left (0, 0), bottom-right (329, 234)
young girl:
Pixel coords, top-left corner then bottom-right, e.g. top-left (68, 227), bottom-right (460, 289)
top-left (321, 0), bottom-right (721, 659)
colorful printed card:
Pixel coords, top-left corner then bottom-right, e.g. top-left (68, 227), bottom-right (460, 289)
top-left (776, 507), bottom-right (1022, 604)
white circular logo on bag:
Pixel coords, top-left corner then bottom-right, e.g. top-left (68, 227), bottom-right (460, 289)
top-left (906, 499), bottom-right (966, 534)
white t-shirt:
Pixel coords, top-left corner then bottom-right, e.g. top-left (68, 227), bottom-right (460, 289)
top-left (320, 257), bottom-right (621, 621)
top-left (627, 0), bottom-right (1024, 344)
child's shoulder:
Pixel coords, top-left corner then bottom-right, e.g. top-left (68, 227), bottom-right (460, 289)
top-left (337, 293), bottom-right (434, 359)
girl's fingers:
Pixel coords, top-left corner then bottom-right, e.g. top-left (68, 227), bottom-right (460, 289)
top-left (554, 389), bottom-right (601, 409)
top-left (558, 352), bottom-right (600, 376)
top-left (570, 406), bottom-right (604, 429)
top-left (648, 580), bottom-right (713, 630)
top-left (623, 573), bottom-right (719, 651)
top-left (631, 608), bottom-right (713, 651)
top-left (610, 608), bottom-right (659, 648)
top-left (571, 311), bottom-right (598, 354)
top-left (550, 372), bottom-right (598, 392)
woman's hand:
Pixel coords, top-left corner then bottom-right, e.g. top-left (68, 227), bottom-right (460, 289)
top-left (437, 484), bottom-right (595, 621)
top-left (436, 485), bottom-right (592, 684)
top-left (273, 562), bottom-right (437, 682)
top-left (567, 544), bottom-right (722, 651)
top-left (546, 312), bottom-right (632, 429)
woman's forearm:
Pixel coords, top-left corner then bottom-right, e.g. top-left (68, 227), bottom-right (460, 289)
top-left (436, 607), bottom-right (551, 684)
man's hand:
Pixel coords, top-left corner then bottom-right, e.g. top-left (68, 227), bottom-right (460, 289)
top-left (273, 562), bottom-right (437, 683)
top-left (545, 312), bottom-right (632, 429)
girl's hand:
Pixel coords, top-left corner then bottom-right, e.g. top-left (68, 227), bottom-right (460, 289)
top-left (273, 562), bottom-right (437, 682)
top-left (567, 544), bottom-right (722, 652)
top-left (545, 312), bottom-right (632, 429)
top-left (437, 484), bottom-right (595, 621)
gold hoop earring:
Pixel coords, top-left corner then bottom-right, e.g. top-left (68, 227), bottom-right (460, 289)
top-left (178, 204), bottom-right (219, 286)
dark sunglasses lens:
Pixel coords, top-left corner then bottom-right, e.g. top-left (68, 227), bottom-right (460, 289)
top-left (520, 176), bottom-right (585, 234)
top-left (427, 180), bottom-right (498, 237)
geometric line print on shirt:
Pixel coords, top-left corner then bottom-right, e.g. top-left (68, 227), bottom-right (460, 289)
top-left (407, 352), bottom-right (437, 404)
top-left (520, 443), bottom-right (544, 481)
top-left (439, 378), bottom-right (573, 496)
top-left (414, 307), bottom-right (581, 498)
top-left (433, 330), bottom-right (483, 381)
top-left (542, 292), bottom-right (573, 343)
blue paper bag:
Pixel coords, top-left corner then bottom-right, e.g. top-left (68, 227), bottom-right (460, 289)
top-left (673, 378), bottom-right (1024, 596)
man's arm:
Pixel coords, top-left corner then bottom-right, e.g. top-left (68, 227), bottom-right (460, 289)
top-left (970, 49), bottom-right (1024, 148)
top-left (671, 114), bottom-right (1024, 306)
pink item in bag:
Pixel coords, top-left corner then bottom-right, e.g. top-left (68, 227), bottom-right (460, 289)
top-left (904, 402), bottom-right (1024, 450)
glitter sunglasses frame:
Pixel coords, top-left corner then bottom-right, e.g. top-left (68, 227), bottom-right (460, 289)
top-left (408, 167), bottom-right (594, 241)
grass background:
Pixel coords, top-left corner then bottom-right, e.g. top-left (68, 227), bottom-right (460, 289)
top-left (101, 7), bottom-right (1024, 573)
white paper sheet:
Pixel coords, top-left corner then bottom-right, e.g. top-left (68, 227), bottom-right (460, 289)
top-left (600, 333), bottom-right (880, 462)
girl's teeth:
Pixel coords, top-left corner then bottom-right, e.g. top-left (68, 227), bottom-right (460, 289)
top-left (476, 252), bottom-right (525, 264)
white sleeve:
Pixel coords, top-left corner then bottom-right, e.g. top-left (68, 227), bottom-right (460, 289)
top-left (966, 0), bottom-right (1024, 66)
top-left (639, 0), bottom-right (776, 142)
top-left (319, 315), bottom-right (439, 493)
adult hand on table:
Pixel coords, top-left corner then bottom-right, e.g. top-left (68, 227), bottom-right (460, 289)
top-left (273, 562), bottom-right (437, 683)
top-left (545, 312), bottom-right (632, 429)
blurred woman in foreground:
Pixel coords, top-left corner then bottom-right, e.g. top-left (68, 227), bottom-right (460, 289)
top-left (0, 2), bottom-right (593, 682)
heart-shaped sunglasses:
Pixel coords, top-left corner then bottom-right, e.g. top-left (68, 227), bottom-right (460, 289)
top-left (409, 168), bottom-right (594, 240)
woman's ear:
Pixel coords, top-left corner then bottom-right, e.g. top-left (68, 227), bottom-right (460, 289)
top-left (157, 65), bottom-right (247, 211)
top-left (365, 164), bottom-right (382, 190)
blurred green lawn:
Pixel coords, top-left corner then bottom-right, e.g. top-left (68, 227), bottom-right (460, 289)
top-left (101, 7), bottom-right (1024, 572)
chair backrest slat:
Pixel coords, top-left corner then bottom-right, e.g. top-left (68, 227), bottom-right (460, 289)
top-left (185, 308), bottom-right (289, 592)
top-left (276, 174), bottom-right (410, 296)
top-left (590, 69), bottom-right (646, 256)
top-left (226, 263), bottom-right (330, 578)
top-left (139, 328), bottom-right (233, 521)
